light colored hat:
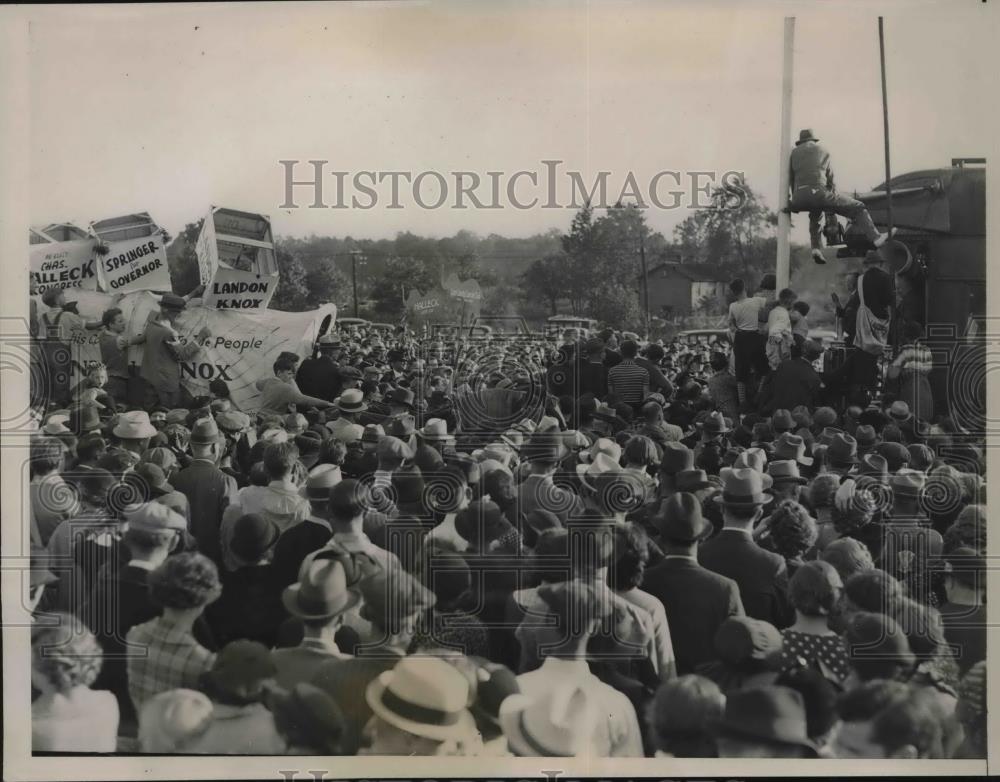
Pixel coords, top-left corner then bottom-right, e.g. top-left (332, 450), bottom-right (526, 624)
top-left (366, 656), bottom-right (476, 742)
top-left (301, 464), bottom-right (343, 500)
top-left (713, 467), bottom-right (774, 508)
top-left (124, 502), bottom-right (186, 533)
top-left (499, 684), bottom-right (600, 757)
top-left (332, 422), bottom-right (365, 445)
top-left (579, 437), bottom-right (622, 465)
top-left (418, 418), bottom-right (451, 442)
top-left (138, 689), bottom-right (214, 753)
top-left (282, 554), bottom-right (361, 621)
top-left (259, 427), bottom-right (289, 444)
top-left (576, 452), bottom-right (622, 491)
top-left (112, 410), bottom-right (157, 440)
top-left (336, 388), bottom-right (367, 414)
top-left (732, 447), bottom-right (767, 473)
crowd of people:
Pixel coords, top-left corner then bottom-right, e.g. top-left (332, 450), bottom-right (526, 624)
top-left (26, 261), bottom-right (986, 759)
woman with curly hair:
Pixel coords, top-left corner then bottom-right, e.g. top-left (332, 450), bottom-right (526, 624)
top-left (779, 561), bottom-right (850, 682)
top-left (32, 612), bottom-right (119, 752)
top-left (757, 500), bottom-right (818, 580)
top-left (125, 552), bottom-right (223, 712)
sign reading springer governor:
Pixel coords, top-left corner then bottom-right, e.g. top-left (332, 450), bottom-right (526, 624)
top-left (90, 212), bottom-right (172, 294)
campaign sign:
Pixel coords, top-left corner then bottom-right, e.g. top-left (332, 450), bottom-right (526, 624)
top-left (97, 233), bottom-right (171, 293)
top-left (30, 225), bottom-right (99, 294)
top-left (196, 206), bottom-right (279, 311)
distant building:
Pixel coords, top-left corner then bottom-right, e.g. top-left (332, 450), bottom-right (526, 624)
top-left (646, 262), bottom-right (729, 318)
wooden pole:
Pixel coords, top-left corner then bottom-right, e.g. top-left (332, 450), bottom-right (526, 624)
top-left (775, 17), bottom-right (795, 290)
top-left (878, 17), bottom-right (893, 235)
top-left (639, 233), bottom-right (650, 339)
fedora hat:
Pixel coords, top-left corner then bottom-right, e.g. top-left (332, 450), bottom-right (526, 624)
top-left (592, 404), bottom-right (628, 430)
top-left (300, 463), bottom-right (343, 500)
top-left (817, 426), bottom-right (845, 448)
top-left (675, 468), bottom-right (717, 493)
top-left (499, 685), bottom-right (600, 757)
top-left (366, 656), bottom-right (476, 742)
top-left (659, 442), bottom-right (694, 476)
top-left (336, 389), bottom-right (367, 414)
top-left (697, 411), bottom-right (730, 435)
top-left (766, 459), bottom-right (807, 485)
top-left (656, 491), bottom-right (713, 543)
top-left (133, 462), bottom-right (174, 496)
top-left (826, 433), bottom-right (858, 467)
top-left (858, 453), bottom-right (889, 481)
top-left (281, 555), bottom-right (361, 621)
top-left (888, 400), bottom-right (912, 423)
top-left (796, 128), bottom-right (819, 145)
top-left (713, 467), bottom-right (774, 508)
top-left (770, 409), bottom-right (795, 433)
top-left (854, 424), bottom-right (878, 451)
top-left (812, 407), bottom-right (838, 429)
top-left (189, 417), bottom-right (224, 446)
top-left (112, 410), bottom-right (157, 440)
top-left (733, 446), bottom-right (768, 473)
top-left (891, 468), bottom-right (926, 499)
top-left (418, 418), bottom-right (452, 442)
top-left (579, 437), bottom-right (622, 465)
top-left (577, 452), bottom-right (623, 491)
top-left (876, 441), bottom-right (911, 471)
top-left (317, 333), bottom-right (341, 348)
top-left (711, 686), bottom-right (819, 755)
top-left (772, 433), bottom-right (814, 467)
top-left (386, 387), bottom-right (415, 410)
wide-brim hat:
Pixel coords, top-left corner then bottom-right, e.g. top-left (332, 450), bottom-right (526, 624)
top-left (713, 467), bottom-right (774, 508)
top-left (281, 579), bottom-right (360, 621)
top-left (697, 411), bottom-right (731, 435)
top-left (159, 293), bottom-right (187, 311)
top-left (365, 660), bottom-right (476, 743)
top-left (657, 492), bottom-right (714, 542)
top-left (336, 391), bottom-right (368, 414)
top-left (113, 411), bottom-right (157, 440)
top-left (710, 686), bottom-right (819, 756)
top-left (497, 691), bottom-right (598, 757)
top-left (796, 128), bottom-right (819, 145)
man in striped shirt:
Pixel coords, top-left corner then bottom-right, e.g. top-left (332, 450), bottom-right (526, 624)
top-left (608, 340), bottom-right (649, 413)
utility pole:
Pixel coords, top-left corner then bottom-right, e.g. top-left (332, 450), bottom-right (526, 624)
top-left (878, 16), bottom-right (897, 351)
top-left (350, 249), bottom-right (361, 317)
top-left (639, 234), bottom-right (650, 339)
top-left (775, 16), bottom-right (795, 290)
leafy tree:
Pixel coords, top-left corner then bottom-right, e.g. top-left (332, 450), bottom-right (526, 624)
top-left (270, 249), bottom-right (310, 311)
top-left (368, 256), bottom-right (436, 318)
top-left (520, 254), bottom-right (569, 315)
top-left (304, 263), bottom-right (352, 311)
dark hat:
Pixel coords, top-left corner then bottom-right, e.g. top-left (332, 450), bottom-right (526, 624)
top-left (826, 433), bottom-right (859, 468)
top-left (711, 686), bottom-right (819, 755)
top-left (387, 414), bottom-right (416, 440)
top-left (766, 459), bottom-right (807, 485)
top-left (386, 387), bottom-right (416, 410)
top-left (675, 468), bottom-right (717, 493)
top-left (876, 441), bottom-right (911, 471)
top-left (854, 424), bottom-right (878, 451)
top-left (772, 433), bottom-right (814, 467)
top-left (802, 340), bottom-right (824, 360)
top-left (907, 443), bottom-right (935, 472)
top-left (812, 407), bottom-right (838, 429)
top-left (770, 409), bottom-right (795, 433)
top-left (282, 551), bottom-right (362, 620)
top-left (230, 513), bottom-right (280, 563)
top-left (656, 492), bottom-right (712, 543)
top-left (466, 658), bottom-right (520, 728)
top-left (159, 293), bottom-right (187, 311)
top-left (888, 401), bottom-right (912, 423)
top-left (697, 411), bottom-right (730, 435)
top-left (201, 640), bottom-right (276, 699)
top-left (271, 683), bottom-right (353, 755)
top-left (796, 128), bottom-right (819, 145)
top-left (858, 453), bottom-right (889, 481)
top-left (660, 442), bottom-right (695, 475)
top-left (133, 462), bottom-right (174, 495)
top-left (714, 616), bottom-right (784, 666)
top-left (294, 431), bottom-right (324, 467)
top-left (189, 418), bottom-right (224, 446)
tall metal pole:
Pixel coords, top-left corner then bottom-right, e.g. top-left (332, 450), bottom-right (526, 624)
top-left (878, 17), bottom-right (893, 235)
top-left (775, 17), bottom-right (795, 290)
top-left (639, 233), bottom-right (650, 339)
top-left (351, 250), bottom-right (360, 317)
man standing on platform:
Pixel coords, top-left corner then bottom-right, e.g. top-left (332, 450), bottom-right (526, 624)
top-left (139, 293), bottom-right (210, 408)
top-left (788, 128), bottom-right (889, 264)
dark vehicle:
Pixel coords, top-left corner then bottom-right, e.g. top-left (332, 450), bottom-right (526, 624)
top-left (839, 159), bottom-right (985, 430)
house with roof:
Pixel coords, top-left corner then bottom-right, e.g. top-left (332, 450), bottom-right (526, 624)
top-left (646, 261), bottom-right (729, 318)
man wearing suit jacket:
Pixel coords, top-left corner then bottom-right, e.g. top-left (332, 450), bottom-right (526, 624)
top-left (698, 467), bottom-right (793, 629)
top-left (171, 418), bottom-right (238, 567)
top-left (642, 492), bottom-right (745, 675)
top-left (755, 340), bottom-right (824, 414)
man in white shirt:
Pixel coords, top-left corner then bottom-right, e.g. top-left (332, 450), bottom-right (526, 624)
top-left (727, 278), bottom-right (768, 407)
top-left (512, 580), bottom-right (645, 757)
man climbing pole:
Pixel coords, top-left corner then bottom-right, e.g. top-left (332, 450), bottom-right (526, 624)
top-left (788, 128), bottom-right (891, 264)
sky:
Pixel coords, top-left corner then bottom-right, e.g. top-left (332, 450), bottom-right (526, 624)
top-left (25, 0), bottom-right (999, 246)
